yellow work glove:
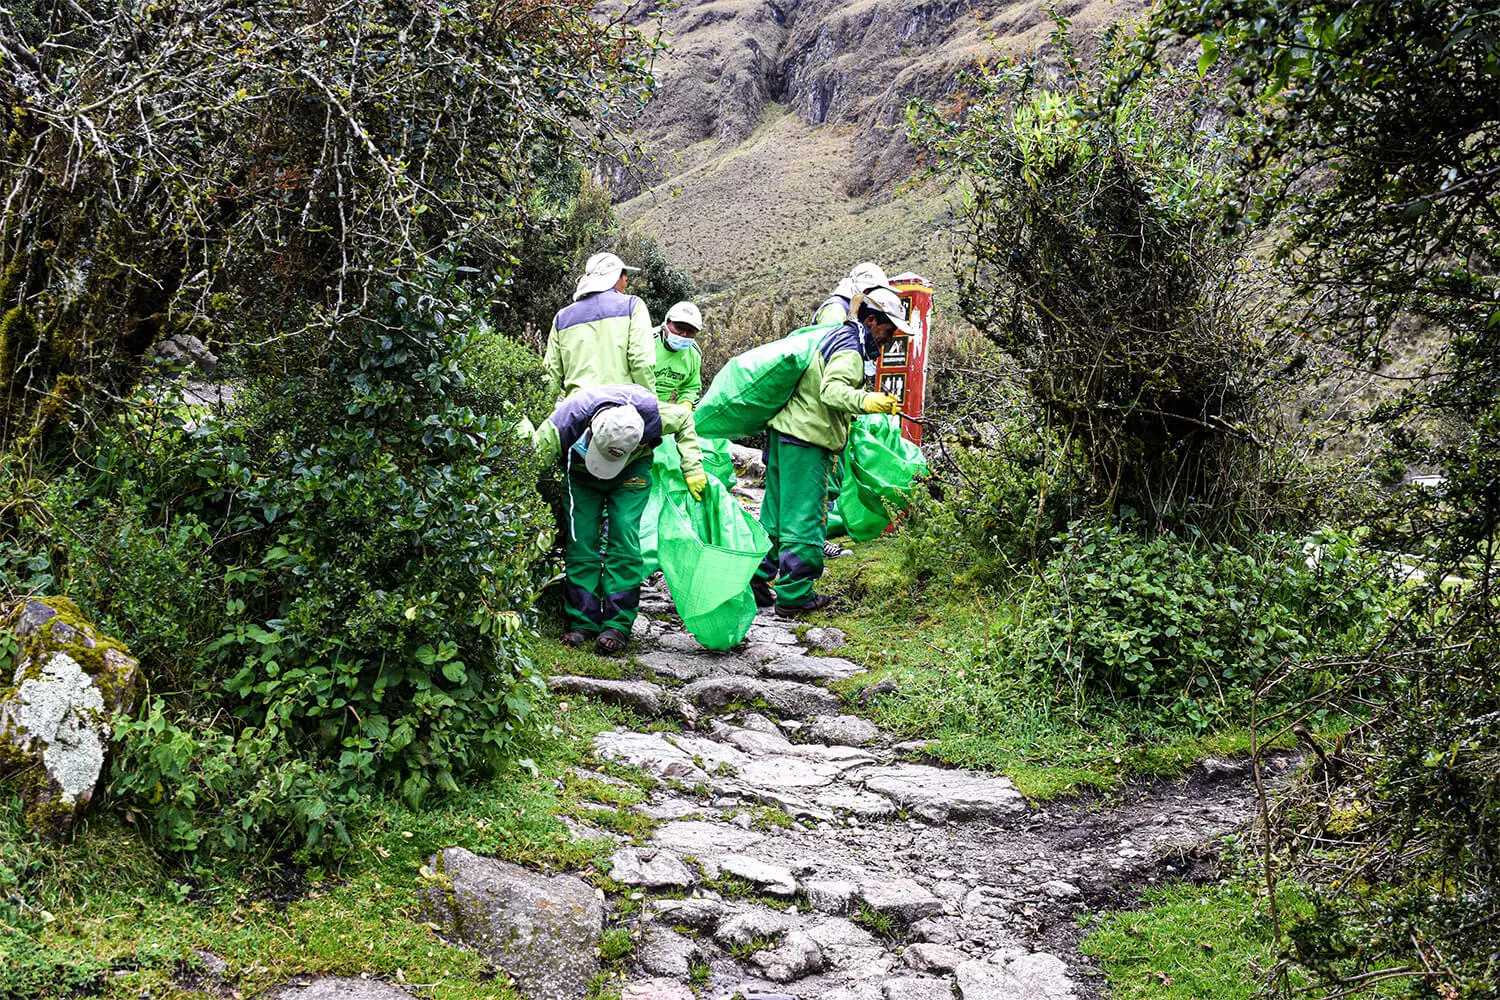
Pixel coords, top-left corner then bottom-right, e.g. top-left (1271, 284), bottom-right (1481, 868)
top-left (684, 472), bottom-right (708, 502)
top-left (862, 392), bottom-right (902, 415)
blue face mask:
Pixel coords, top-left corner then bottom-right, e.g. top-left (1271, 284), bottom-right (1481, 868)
top-left (666, 334), bottom-right (696, 352)
top-left (571, 430), bottom-right (591, 459)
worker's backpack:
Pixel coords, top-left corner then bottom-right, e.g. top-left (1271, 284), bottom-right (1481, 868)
top-left (692, 323), bottom-right (841, 439)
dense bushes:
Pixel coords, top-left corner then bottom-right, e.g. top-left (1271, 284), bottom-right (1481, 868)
top-left (907, 17), bottom-right (1301, 534)
top-left (0, 0), bottom-right (656, 451)
top-left (1001, 522), bottom-right (1394, 729)
top-left (2, 265), bottom-right (555, 857)
top-left (904, 464), bottom-right (1396, 732)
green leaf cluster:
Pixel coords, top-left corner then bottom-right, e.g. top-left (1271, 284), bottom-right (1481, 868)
top-left (2, 262), bottom-right (555, 859)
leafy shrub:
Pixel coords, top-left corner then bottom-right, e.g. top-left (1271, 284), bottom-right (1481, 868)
top-left (2, 263), bottom-right (556, 858)
top-left (907, 15), bottom-right (1302, 534)
top-left (901, 412), bottom-right (1074, 578)
top-left (998, 521), bottom-right (1398, 729)
top-left (453, 322), bottom-right (553, 424)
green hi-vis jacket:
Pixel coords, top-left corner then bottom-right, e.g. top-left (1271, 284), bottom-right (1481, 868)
top-left (531, 384), bottom-right (703, 481)
top-left (544, 289), bottom-right (657, 399)
top-left (769, 320), bottom-right (878, 453)
top-left (653, 329), bottom-right (703, 407)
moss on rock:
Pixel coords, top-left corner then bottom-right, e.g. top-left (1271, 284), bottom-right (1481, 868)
top-left (0, 597), bottom-right (143, 840)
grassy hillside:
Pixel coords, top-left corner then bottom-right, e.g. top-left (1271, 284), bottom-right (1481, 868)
top-left (618, 107), bottom-right (957, 310)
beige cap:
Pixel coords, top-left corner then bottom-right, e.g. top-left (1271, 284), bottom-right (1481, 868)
top-left (862, 285), bottom-right (917, 337)
top-left (585, 405), bottom-right (645, 478)
top-left (574, 252), bottom-right (640, 301)
top-left (664, 301), bottom-right (703, 330)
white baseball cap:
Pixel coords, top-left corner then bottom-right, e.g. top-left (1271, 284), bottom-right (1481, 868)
top-left (862, 285), bottom-right (917, 337)
top-left (585, 405), bottom-right (645, 478)
top-left (573, 252), bottom-right (640, 301)
top-left (664, 301), bottom-right (702, 331)
top-left (833, 261), bottom-right (890, 299)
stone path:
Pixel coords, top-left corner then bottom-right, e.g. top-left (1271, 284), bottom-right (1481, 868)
top-left (550, 565), bottom-right (1290, 1000)
top-left (253, 472), bottom-right (1291, 1000)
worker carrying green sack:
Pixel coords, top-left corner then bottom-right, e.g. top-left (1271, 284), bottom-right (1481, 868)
top-left (811, 261), bottom-right (890, 544)
top-left (753, 284), bottom-right (915, 616)
top-left (531, 384), bottom-right (706, 656)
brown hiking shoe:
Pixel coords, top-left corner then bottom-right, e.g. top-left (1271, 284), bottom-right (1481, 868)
top-left (776, 594), bottom-right (834, 617)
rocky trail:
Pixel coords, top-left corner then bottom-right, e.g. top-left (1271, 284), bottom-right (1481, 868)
top-left (536, 582), bottom-right (1285, 1000)
top-left (264, 482), bottom-right (1291, 1000)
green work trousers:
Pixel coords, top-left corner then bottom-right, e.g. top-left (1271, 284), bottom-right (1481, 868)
top-left (564, 454), bottom-right (653, 634)
top-left (755, 434), bottom-right (835, 608)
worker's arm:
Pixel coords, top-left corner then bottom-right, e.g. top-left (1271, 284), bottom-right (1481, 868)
top-left (679, 347), bottom-right (703, 407)
top-left (819, 349), bottom-right (874, 414)
top-left (627, 297), bottom-right (658, 395)
top-left (660, 402), bottom-right (704, 481)
top-left (529, 418), bottom-right (562, 465)
top-left (542, 324), bottom-right (563, 399)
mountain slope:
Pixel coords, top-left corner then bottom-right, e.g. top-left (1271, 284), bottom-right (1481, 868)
top-left (609, 0), bottom-right (1147, 309)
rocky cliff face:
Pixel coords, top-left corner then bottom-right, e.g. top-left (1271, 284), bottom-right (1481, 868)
top-left (609, 0), bottom-right (1139, 198)
top-left (607, 0), bottom-right (1145, 304)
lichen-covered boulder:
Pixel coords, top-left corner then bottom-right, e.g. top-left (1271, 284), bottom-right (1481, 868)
top-left (418, 847), bottom-right (603, 1000)
top-left (0, 597), bottom-right (142, 839)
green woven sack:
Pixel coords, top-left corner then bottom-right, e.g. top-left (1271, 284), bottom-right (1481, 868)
top-left (701, 437), bottom-right (737, 487)
top-left (642, 437), bottom-right (738, 577)
top-left (658, 479), bottom-right (769, 650)
top-left (692, 324), bottom-right (840, 439)
top-left (836, 415), bottom-right (929, 542)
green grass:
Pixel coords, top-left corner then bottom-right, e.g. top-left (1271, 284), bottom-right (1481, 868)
top-left (818, 538), bottom-right (1292, 800)
top-left (0, 690), bottom-right (651, 1000)
top-left (1079, 880), bottom-right (1309, 1000)
top-left (851, 901), bottom-right (901, 942)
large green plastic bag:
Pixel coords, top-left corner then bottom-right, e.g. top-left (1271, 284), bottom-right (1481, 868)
top-left (692, 324), bottom-right (840, 439)
top-left (658, 479), bottom-right (769, 649)
top-left (642, 437), bottom-right (737, 576)
top-left (836, 415), bottom-right (929, 542)
top-left (701, 437), bottom-right (737, 487)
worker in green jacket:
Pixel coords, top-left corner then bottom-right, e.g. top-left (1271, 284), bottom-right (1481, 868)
top-left (654, 301), bottom-right (704, 407)
top-left (753, 285), bottom-right (914, 615)
top-left (532, 384), bottom-right (706, 655)
top-left (543, 252), bottom-right (657, 399)
top-left (810, 261), bottom-right (889, 546)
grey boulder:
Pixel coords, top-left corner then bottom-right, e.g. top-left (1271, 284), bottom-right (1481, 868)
top-left (956, 950), bottom-right (1077, 1000)
top-left (418, 847), bottom-right (602, 1000)
top-left (859, 764), bottom-right (1027, 822)
top-left (547, 676), bottom-right (667, 717)
top-left (609, 846), bottom-right (696, 889)
top-left (680, 676), bottom-right (841, 718)
top-left (0, 597), bottom-right (143, 840)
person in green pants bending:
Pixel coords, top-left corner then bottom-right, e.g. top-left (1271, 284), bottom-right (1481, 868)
top-left (753, 285), bottom-right (913, 616)
top-left (654, 300), bottom-right (704, 406)
top-left (532, 384), bottom-right (706, 654)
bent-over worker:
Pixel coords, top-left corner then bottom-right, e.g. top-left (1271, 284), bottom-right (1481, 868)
top-left (533, 384), bottom-right (706, 654)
